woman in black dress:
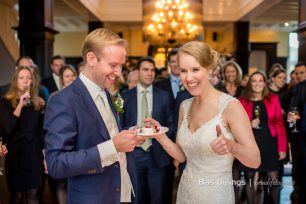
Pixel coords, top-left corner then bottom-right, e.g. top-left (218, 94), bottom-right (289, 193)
top-left (0, 66), bottom-right (44, 204)
top-left (219, 60), bottom-right (244, 98)
top-left (239, 71), bottom-right (287, 204)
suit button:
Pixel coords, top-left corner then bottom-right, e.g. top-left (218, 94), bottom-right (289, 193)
top-left (115, 188), bottom-right (120, 192)
top-left (114, 164), bottom-right (119, 168)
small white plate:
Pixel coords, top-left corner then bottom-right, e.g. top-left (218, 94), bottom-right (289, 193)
top-left (136, 127), bottom-right (169, 136)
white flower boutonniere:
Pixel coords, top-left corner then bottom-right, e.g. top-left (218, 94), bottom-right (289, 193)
top-left (111, 92), bottom-right (124, 113)
top-left (179, 84), bottom-right (185, 91)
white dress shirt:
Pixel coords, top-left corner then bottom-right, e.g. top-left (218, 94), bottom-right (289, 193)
top-left (136, 84), bottom-right (153, 126)
top-left (52, 73), bottom-right (61, 90)
top-left (79, 73), bottom-right (134, 202)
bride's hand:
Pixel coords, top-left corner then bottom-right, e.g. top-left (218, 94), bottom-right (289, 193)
top-left (142, 118), bottom-right (166, 140)
top-left (210, 125), bottom-right (235, 155)
top-left (143, 117), bottom-right (161, 127)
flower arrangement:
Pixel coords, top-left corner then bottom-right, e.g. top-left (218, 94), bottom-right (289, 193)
top-left (111, 92), bottom-right (124, 113)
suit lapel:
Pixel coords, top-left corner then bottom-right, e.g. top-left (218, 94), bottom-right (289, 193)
top-left (72, 79), bottom-right (111, 140)
top-left (152, 87), bottom-right (158, 118)
top-left (105, 90), bottom-right (122, 131)
top-left (129, 88), bottom-right (138, 125)
top-left (167, 77), bottom-right (175, 98)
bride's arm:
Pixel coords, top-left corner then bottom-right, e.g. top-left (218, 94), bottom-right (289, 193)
top-left (224, 101), bottom-right (261, 168)
top-left (151, 105), bottom-right (186, 163)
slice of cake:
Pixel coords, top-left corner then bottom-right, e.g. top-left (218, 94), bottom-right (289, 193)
top-left (139, 124), bottom-right (161, 134)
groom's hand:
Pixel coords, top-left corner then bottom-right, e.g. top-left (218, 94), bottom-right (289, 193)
top-left (113, 130), bottom-right (145, 152)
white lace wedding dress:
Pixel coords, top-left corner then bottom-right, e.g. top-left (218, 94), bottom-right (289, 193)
top-left (176, 93), bottom-right (237, 204)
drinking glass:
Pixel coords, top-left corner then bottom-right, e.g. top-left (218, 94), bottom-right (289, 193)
top-left (290, 107), bottom-right (300, 133)
top-left (24, 84), bottom-right (32, 106)
top-left (253, 105), bottom-right (261, 129)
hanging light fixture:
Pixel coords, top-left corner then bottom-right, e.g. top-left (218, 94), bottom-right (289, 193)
top-left (143, 0), bottom-right (203, 47)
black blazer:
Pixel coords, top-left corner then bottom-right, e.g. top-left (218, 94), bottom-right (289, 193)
top-left (42, 76), bottom-right (58, 94)
top-left (290, 80), bottom-right (306, 131)
top-left (154, 77), bottom-right (175, 101)
top-left (0, 98), bottom-right (44, 191)
top-left (0, 84), bottom-right (10, 99)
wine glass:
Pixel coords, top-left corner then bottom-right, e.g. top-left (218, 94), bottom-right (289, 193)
top-left (24, 83), bottom-right (32, 106)
top-left (0, 137), bottom-right (4, 176)
top-left (290, 107), bottom-right (300, 133)
top-left (253, 105), bottom-right (261, 129)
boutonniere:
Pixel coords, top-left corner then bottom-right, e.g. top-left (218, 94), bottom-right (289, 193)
top-left (111, 92), bottom-right (124, 113)
top-left (179, 84), bottom-right (185, 91)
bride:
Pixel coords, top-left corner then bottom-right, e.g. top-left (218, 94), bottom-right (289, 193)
top-left (145, 41), bottom-right (260, 203)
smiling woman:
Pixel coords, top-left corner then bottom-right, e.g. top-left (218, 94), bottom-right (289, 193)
top-left (149, 41), bottom-right (260, 204)
top-left (239, 71), bottom-right (287, 204)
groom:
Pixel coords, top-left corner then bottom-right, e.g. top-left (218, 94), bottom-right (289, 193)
top-left (44, 28), bottom-right (145, 204)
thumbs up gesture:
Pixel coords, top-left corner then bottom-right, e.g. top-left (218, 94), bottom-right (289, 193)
top-left (210, 125), bottom-right (234, 155)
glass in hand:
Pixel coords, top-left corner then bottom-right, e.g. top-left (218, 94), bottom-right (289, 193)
top-left (253, 105), bottom-right (261, 129)
top-left (290, 107), bottom-right (299, 133)
top-left (24, 84), bottom-right (32, 107)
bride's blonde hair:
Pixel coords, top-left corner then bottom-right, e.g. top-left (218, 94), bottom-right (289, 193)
top-left (177, 41), bottom-right (219, 71)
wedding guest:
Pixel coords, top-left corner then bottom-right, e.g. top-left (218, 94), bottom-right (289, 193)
top-left (120, 56), bottom-right (175, 204)
top-left (0, 56), bottom-right (49, 103)
top-left (155, 48), bottom-right (182, 102)
top-left (127, 69), bottom-right (139, 90)
top-left (287, 61), bottom-right (306, 203)
top-left (219, 60), bottom-right (244, 98)
top-left (46, 64), bottom-right (77, 204)
top-left (154, 48), bottom-right (181, 203)
top-left (49, 65), bottom-right (77, 100)
top-left (239, 71), bottom-right (287, 204)
top-left (0, 66), bottom-right (45, 204)
top-left (77, 61), bottom-right (86, 74)
top-left (42, 55), bottom-right (65, 94)
top-left (241, 74), bottom-right (249, 88)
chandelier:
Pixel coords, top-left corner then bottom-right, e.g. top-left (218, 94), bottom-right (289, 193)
top-left (143, 0), bottom-right (203, 47)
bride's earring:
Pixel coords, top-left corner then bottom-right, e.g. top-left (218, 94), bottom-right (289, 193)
top-left (208, 73), bottom-right (212, 80)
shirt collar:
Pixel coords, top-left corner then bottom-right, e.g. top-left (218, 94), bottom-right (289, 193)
top-left (52, 73), bottom-right (59, 80)
top-left (79, 73), bottom-right (104, 99)
top-left (137, 83), bottom-right (153, 94)
top-left (170, 74), bottom-right (181, 83)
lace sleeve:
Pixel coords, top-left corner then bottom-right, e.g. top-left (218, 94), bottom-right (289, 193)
top-left (219, 94), bottom-right (240, 114)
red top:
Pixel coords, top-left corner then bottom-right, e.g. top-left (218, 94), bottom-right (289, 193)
top-left (239, 93), bottom-right (287, 152)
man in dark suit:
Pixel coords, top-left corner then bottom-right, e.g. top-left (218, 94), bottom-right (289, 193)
top-left (288, 61), bottom-right (306, 203)
top-left (153, 48), bottom-right (181, 203)
top-left (120, 57), bottom-right (174, 204)
top-left (41, 55), bottom-right (65, 94)
top-left (154, 48), bottom-right (181, 102)
top-left (44, 28), bottom-right (146, 204)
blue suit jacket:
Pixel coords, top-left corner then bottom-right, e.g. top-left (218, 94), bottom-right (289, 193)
top-left (119, 87), bottom-right (175, 168)
top-left (44, 78), bottom-right (137, 204)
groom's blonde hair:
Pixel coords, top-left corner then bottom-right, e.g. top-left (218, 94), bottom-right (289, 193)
top-left (81, 28), bottom-right (126, 63)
